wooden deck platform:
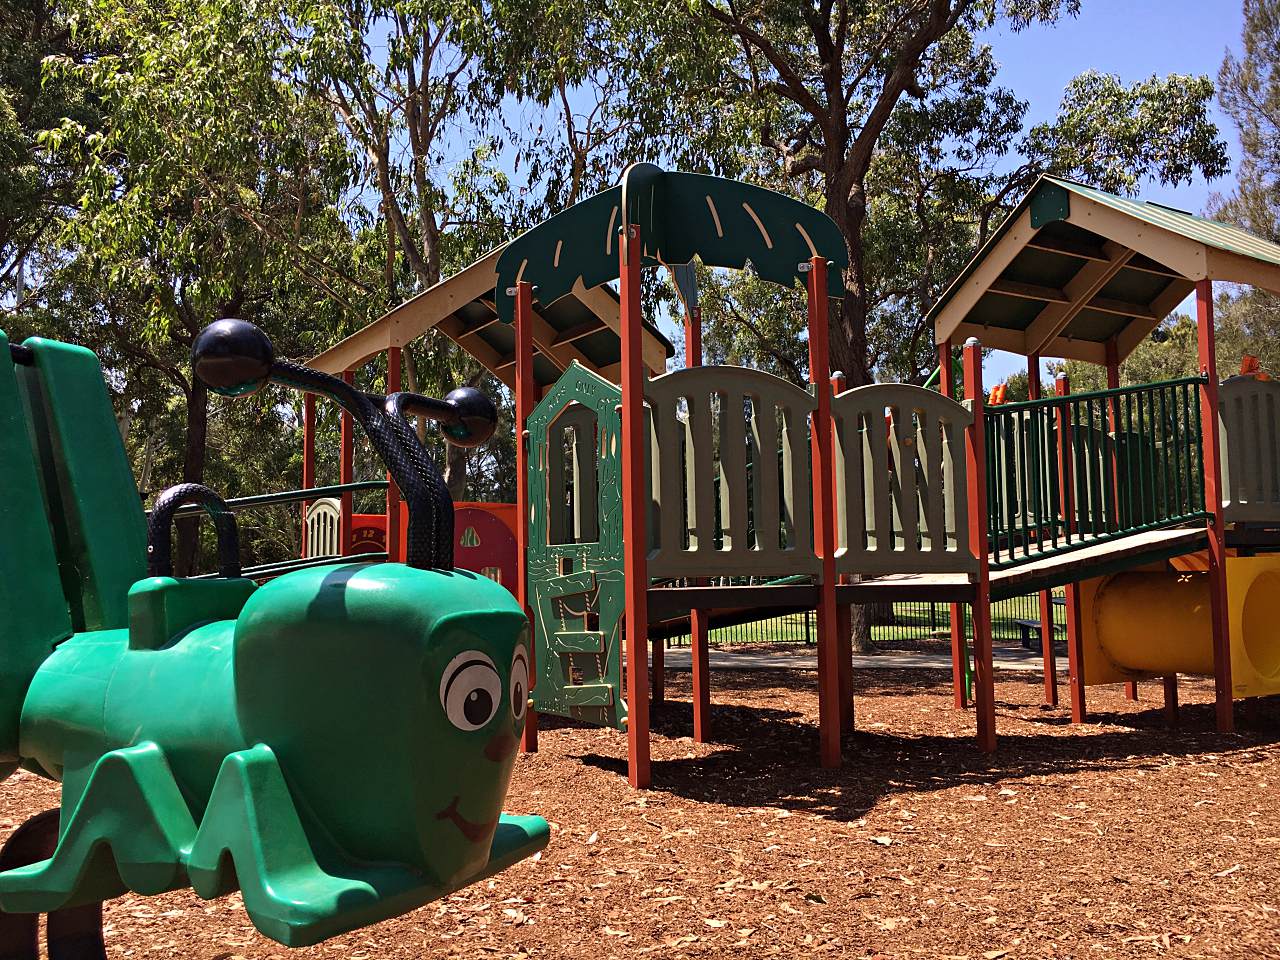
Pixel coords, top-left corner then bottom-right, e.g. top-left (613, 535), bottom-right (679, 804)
top-left (645, 524), bottom-right (1210, 615)
top-left (987, 525), bottom-right (1208, 598)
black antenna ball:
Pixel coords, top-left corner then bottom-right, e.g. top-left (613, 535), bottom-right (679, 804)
top-left (192, 319), bottom-right (275, 397)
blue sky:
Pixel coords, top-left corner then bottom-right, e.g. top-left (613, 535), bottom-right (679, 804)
top-left (978, 0), bottom-right (1245, 381)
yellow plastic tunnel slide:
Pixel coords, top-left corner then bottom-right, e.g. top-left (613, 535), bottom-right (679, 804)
top-left (1078, 556), bottom-right (1280, 698)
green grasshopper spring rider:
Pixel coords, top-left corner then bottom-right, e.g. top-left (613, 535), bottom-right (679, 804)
top-left (0, 319), bottom-right (548, 956)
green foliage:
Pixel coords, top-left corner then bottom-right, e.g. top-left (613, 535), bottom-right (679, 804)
top-left (0, 0), bottom-right (97, 296)
top-left (1020, 72), bottom-right (1228, 197)
top-left (1211, 0), bottom-right (1280, 377)
top-left (1062, 314), bottom-right (1204, 392)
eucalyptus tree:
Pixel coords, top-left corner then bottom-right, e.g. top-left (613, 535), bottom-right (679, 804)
top-left (36, 0), bottom-right (366, 572)
top-left (0, 0), bottom-right (97, 303)
top-left (1210, 0), bottom-right (1280, 374)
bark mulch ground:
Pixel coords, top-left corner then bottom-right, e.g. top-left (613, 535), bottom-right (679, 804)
top-left (1, 667), bottom-right (1276, 959)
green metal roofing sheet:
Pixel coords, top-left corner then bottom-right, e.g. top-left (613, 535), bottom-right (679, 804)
top-left (1050, 177), bottom-right (1280, 268)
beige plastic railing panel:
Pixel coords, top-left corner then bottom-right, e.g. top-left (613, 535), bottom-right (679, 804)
top-left (832, 383), bottom-right (976, 575)
top-left (644, 365), bottom-right (820, 579)
top-left (305, 498), bottom-right (341, 558)
top-left (1221, 376), bottom-right (1280, 523)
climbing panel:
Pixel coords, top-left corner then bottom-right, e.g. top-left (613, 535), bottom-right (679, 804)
top-left (526, 363), bottom-right (627, 729)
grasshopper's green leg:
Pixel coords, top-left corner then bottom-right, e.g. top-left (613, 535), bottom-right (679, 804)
top-left (186, 744), bottom-right (425, 947)
top-left (0, 742), bottom-right (196, 913)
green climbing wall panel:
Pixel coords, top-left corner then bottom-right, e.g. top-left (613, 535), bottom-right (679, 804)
top-left (526, 363), bottom-right (627, 730)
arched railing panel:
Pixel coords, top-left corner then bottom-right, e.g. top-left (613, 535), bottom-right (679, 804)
top-left (832, 383), bottom-right (975, 575)
top-left (644, 365), bottom-right (819, 578)
top-left (1221, 375), bottom-right (1280, 523)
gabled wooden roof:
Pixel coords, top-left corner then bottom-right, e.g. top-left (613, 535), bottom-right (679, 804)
top-left (310, 245), bottom-right (673, 387)
top-left (930, 176), bottom-right (1280, 363)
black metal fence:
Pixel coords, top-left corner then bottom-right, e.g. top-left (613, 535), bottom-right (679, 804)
top-left (665, 591), bottom-right (1066, 647)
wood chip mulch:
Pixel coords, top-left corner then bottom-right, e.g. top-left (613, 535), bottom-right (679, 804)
top-left (2, 668), bottom-right (1277, 959)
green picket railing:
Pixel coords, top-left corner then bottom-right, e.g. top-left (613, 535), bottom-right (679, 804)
top-left (984, 376), bottom-right (1210, 568)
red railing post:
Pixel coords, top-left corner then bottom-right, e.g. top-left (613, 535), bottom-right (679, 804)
top-left (1104, 340), bottom-right (1139, 703)
top-left (1196, 279), bottom-right (1234, 733)
top-left (807, 257), bottom-right (841, 769)
top-left (939, 338), bottom-right (968, 709)
top-left (620, 223), bottom-right (652, 787)
top-left (1027, 352), bottom-right (1058, 706)
top-left (515, 280), bottom-right (539, 754)
top-left (962, 339), bottom-right (996, 752)
top-left (1057, 373), bottom-right (1087, 723)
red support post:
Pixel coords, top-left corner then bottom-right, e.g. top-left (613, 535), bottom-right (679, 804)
top-left (685, 304), bottom-right (712, 741)
top-left (1026, 352), bottom-right (1058, 706)
top-left (340, 370), bottom-right (355, 555)
top-left (515, 281), bottom-right (539, 754)
top-left (1057, 373), bottom-right (1087, 723)
top-left (939, 339), bottom-right (968, 709)
top-left (1196, 279), bottom-right (1234, 733)
top-left (807, 257), bottom-right (841, 769)
top-left (1103, 340), bottom-right (1140, 703)
top-left (620, 223), bottom-right (652, 788)
top-left (302, 392), bottom-right (315, 558)
top-left (685, 305), bottom-right (703, 367)
top-left (830, 370), bottom-right (854, 735)
top-left (386, 346), bottom-right (403, 564)
top-left (962, 339), bottom-right (996, 752)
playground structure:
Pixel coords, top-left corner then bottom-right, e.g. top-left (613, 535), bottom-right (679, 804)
top-left (292, 169), bottom-right (1280, 793)
top-left (0, 319), bottom-right (547, 954)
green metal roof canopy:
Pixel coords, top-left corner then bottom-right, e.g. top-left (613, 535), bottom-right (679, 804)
top-left (494, 163), bottom-right (847, 325)
top-left (930, 176), bottom-right (1280, 364)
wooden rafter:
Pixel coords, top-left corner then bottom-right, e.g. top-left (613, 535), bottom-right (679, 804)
top-left (989, 279), bottom-right (1069, 304)
top-left (1024, 241), bottom-right (1135, 356)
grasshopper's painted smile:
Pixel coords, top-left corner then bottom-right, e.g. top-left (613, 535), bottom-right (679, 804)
top-left (437, 796), bottom-right (498, 843)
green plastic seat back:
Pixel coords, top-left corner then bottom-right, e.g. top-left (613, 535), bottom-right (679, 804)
top-left (17, 337), bottom-right (147, 632)
top-left (0, 331), bottom-right (73, 764)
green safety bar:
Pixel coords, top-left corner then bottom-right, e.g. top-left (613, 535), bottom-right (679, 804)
top-left (165, 481), bottom-right (390, 518)
top-left (984, 375), bottom-right (1210, 569)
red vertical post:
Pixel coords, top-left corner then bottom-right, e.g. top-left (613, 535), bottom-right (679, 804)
top-left (830, 370), bottom-right (854, 735)
top-left (515, 281), bottom-right (539, 754)
top-left (685, 304), bottom-right (712, 741)
top-left (807, 257), bottom-right (841, 769)
top-left (385, 346), bottom-right (403, 564)
top-left (1103, 340), bottom-right (1139, 703)
top-left (340, 370), bottom-right (355, 555)
top-left (1057, 373), bottom-right (1087, 723)
top-left (302, 392), bottom-right (316, 558)
top-left (962, 339), bottom-right (996, 753)
top-left (1026, 353), bottom-right (1058, 706)
top-left (1196, 279), bottom-right (1234, 733)
top-left (620, 223), bottom-right (652, 788)
top-left (939, 339), bottom-right (968, 709)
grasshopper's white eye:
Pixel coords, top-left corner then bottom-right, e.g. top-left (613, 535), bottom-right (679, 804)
top-left (510, 647), bottom-right (529, 721)
top-left (440, 651), bottom-right (502, 731)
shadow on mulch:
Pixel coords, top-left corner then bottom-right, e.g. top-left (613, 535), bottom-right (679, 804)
top-left (553, 667), bottom-right (1280, 824)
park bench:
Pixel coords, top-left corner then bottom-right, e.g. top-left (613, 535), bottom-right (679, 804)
top-left (1014, 617), bottom-right (1065, 649)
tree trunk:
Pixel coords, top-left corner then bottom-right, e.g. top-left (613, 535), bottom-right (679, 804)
top-left (828, 180), bottom-right (876, 652)
top-left (444, 442), bottom-right (467, 501)
top-left (849, 602), bottom-right (875, 654)
top-left (175, 378), bottom-right (208, 576)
